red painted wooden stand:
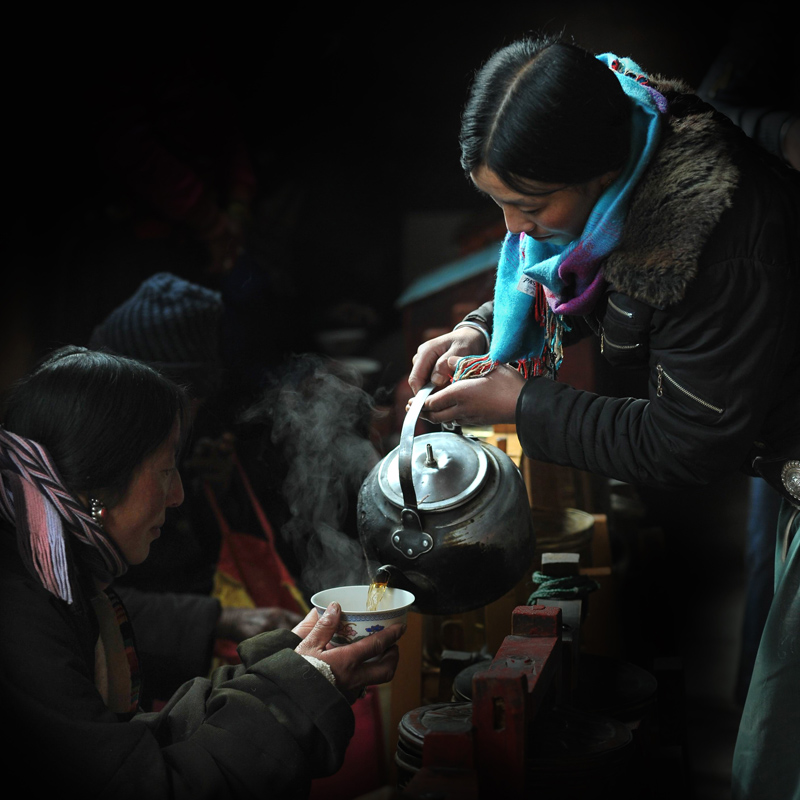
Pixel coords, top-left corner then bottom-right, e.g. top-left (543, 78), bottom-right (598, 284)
top-left (404, 605), bottom-right (563, 799)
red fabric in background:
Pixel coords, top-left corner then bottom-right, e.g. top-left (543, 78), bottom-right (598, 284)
top-left (310, 687), bottom-right (389, 799)
top-left (203, 452), bottom-right (307, 664)
top-left (208, 455), bottom-right (389, 797)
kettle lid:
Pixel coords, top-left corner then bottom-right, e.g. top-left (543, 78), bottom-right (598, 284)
top-left (378, 432), bottom-right (489, 511)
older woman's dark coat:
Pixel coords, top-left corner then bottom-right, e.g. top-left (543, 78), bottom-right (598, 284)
top-left (0, 528), bottom-right (353, 798)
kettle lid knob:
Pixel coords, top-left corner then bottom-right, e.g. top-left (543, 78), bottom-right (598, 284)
top-left (379, 433), bottom-right (489, 511)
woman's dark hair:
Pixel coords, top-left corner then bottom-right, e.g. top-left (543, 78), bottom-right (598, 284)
top-left (2, 345), bottom-right (191, 506)
top-left (460, 36), bottom-right (633, 188)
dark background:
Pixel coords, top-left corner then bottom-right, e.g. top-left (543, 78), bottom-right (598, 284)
top-left (2, 5), bottom-right (788, 797)
top-left (4, 3), bottom-right (732, 368)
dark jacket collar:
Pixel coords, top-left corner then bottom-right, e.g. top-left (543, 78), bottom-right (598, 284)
top-left (604, 77), bottom-right (741, 309)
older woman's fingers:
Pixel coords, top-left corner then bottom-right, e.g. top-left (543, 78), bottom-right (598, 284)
top-left (322, 622), bottom-right (406, 693)
top-left (294, 603), bottom-right (340, 656)
top-left (291, 607), bottom-right (320, 638)
top-left (360, 644), bottom-right (401, 686)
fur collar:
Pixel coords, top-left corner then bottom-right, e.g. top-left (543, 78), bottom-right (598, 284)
top-left (603, 77), bottom-right (741, 308)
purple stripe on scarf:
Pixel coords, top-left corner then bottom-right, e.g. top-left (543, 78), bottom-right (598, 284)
top-left (45, 497), bottom-right (73, 602)
top-left (0, 428), bottom-right (127, 602)
top-left (20, 479), bottom-right (73, 603)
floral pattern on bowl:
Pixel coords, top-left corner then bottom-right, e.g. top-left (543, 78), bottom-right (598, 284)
top-left (310, 585), bottom-right (415, 647)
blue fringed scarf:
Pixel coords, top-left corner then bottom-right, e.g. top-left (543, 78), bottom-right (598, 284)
top-left (454, 54), bottom-right (668, 381)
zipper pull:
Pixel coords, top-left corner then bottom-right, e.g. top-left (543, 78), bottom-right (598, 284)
top-left (600, 332), bottom-right (604, 354)
top-left (656, 364), bottom-right (664, 397)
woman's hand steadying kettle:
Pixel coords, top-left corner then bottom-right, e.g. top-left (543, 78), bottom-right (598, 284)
top-left (408, 327), bottom-right (486, 395)
top-left (407, 364), bottom-right (526, 428)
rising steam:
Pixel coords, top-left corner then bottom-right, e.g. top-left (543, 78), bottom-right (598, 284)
top-left (240, 354), bottom-right (382, 594)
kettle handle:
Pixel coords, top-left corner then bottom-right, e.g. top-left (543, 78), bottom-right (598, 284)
top-left (398, 382), bottom-right (436, 510)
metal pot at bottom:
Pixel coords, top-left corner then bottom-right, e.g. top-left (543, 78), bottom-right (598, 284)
top-left (453, 654), bottom-right (658, 726)
top-left (395, 699), bottom-right (635, 797)
top-left (395, 702), bottom-right (473, 790)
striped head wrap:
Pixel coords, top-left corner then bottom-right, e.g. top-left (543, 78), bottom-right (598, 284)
top-left (0, 427), bottom-right (128, 603)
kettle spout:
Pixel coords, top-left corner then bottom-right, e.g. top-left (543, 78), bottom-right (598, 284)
top-left (374, 564), bottom-right (416, 594)
top-left (375, 564), bottom-right (400, 584)
top-left (373, 564), bottom-right (419, 599)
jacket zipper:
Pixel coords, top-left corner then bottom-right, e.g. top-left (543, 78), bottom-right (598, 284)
top-left (601, 333), bottom-right (640, 355)
top-left (607, 297), bottom-right (634, 318)
top-left (656, 364), bottom-right (724, 413)
top-left (598, 300), bottom-right (637, 354)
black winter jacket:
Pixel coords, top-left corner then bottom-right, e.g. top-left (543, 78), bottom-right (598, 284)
top-left (471, 78), bottom-right (800, 494)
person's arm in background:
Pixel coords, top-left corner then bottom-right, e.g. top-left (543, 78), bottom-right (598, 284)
top-left (117, 586), bottom-right (304, 709)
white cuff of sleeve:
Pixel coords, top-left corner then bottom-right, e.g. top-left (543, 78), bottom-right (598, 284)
top-left (302, 654), bottom-right (336, 686)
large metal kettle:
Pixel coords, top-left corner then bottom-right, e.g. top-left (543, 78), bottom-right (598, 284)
top-left (357, 383), bottom-right (536, 615)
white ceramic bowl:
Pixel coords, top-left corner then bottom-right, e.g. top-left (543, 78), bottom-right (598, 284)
top-left (310, 585), bottom-right (415, 646)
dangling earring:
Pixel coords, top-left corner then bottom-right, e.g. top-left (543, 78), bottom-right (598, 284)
top-left (89, 497), bottom-right (107, 529)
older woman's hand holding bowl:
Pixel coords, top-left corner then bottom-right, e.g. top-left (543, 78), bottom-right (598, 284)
top-left (294, 589), bottom-right (412, 704)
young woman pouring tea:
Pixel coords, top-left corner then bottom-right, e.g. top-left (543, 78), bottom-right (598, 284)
top-left (408, 36), bottom-right (800, 799)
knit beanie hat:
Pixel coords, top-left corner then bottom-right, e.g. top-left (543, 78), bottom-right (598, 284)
top-left (89, 272), bottom-right (224, 398)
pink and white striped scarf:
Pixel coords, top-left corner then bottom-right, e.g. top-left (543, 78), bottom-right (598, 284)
top-left (0, 428), bottom-right (128, 603)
